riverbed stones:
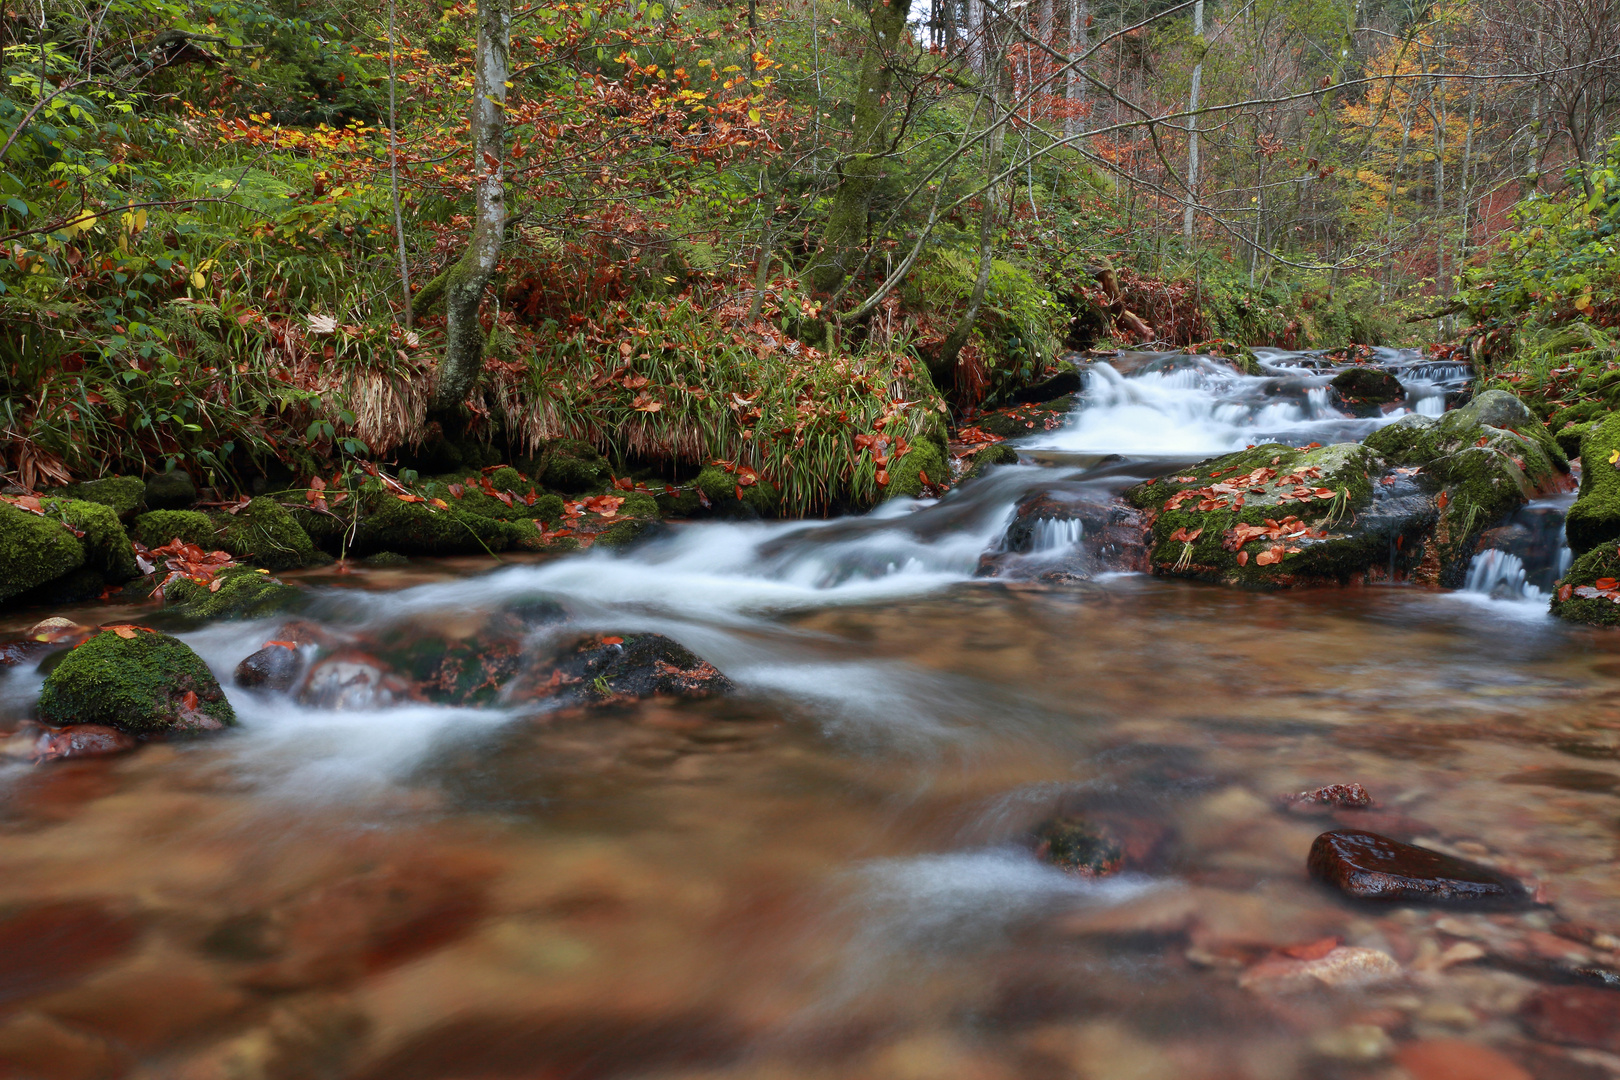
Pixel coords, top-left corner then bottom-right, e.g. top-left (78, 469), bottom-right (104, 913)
top-left (235, 642), bottom-right (305, 694)
top-left (1330, 367), bottom-right (1405, 415)
top-left (1307, 830), bottom-right (1530, 907)
top-left (37, 628), bottom-right (235, 734)
top-left (1520, 985), bottom-right (1620, 1053)
top-left (298, 651), bottom-right (416, 711)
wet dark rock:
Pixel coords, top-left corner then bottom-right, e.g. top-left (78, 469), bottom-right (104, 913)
top-left (1307, 829), bottom-right (1531, 908)
top-left (1521, 985), bottom-right (1620, 1053)
top-left (28, 723), bottom-right (139, 761)
top-left (978, 488), bottom-right (1150, 580)
top-left (372, 615), bottom-right (528, 707)
top-left (37, 629), bottom-right (235, 734)
top-left (1032, 816), bottom-right (1123, 876)
top-left (1329, 367), bottom-right (1405, 415)
top-left (298, 651), bottom-right (416, 711)
top-left (1282, 783), bottom-right (1371, 810)
top-left (1011, 367), bottom-right (1083, 405)
top-left (518, 633), bottom-right (734, 707)
top-left (143, 469), bottom-right (197, 510)
top-left (235, 643), bottom-right (306, 694)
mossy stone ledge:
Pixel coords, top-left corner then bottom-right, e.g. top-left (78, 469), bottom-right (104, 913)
top-left (165, 567), bottom-right (302, 621)
top-left (1565, 413), bottom-right (1620, 557)
top-left (212, 497), bottom-right (318, 570)
top-left (37, 629), bottom-right (236, 734)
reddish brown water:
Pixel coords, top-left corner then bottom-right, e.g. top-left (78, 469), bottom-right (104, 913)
top-left (4, 570), bottom-right (1620, 1079)
top-left (1, 355), bottom-right (1613, 1079)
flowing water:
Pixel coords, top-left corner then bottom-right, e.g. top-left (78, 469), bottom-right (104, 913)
top-left (3, 351), bottom-right (1619, 1079)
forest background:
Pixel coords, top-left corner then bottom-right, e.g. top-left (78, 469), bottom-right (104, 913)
top-left (4, 0), bottom-right (1620, 521)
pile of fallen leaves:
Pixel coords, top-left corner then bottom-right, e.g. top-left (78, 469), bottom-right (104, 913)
top-left (133, 538), bottom-right (239, 598)
top-left (1161, 463), bottom-right (1336, 514)
top-left (1225, 516), bottom-right (1326, 566)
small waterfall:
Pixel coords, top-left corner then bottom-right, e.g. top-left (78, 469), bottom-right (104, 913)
top-left (1464, 549), bottom-right (1540, 602)
top-left (1027, 517), bottom-right (1083, 553)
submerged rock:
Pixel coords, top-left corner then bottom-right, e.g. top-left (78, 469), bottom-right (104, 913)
top-left (32, 723), bottom-right (139, 761)
top-left (1307, 829), bottom-right (1530, 908)
top-left (235, 642), bottom-right (305, 694)
top-left (517, 632), bottom-right (734, 707)
top-left (1521, 985), bottom-right (1620, 1053)
top-left (1032, 816), bottom-right (1123, 876)
top-left (37, 628), bottom-right (236, 734)
top-left (978, 488), bottom-right (1150, 580)
top-left (1283, 783), bottom-right (1372, 811)
top-left (298, 651), bottom-right (416, 711)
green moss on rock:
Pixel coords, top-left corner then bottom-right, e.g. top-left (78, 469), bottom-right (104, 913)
top-left (695, 466), bottom-right (781, 516)
top-left (883, 431), bottom-right (948, 500)
top-left (0, 502), bottom-right (86, 602)
top-left (1567, 413), bottom-right (1620, 556)
top-left (59, 476), bottom-right (146, 520)
top-left (963, 442), bottom-right (1020, 481)
top-left (1558, 420), bottom-right (1595, 459)
top-left (535, 440), bottom-right (611, 493)
top-left (165, 567), bottom-right (302, 621)
top-left (132, 510), bottom-right (217, 550)
top-left (1551, 544), bottom-right (1620, 626)
top-left (212, 497), bottom-right (316, 570)
top-left (1125, 442), bottom-right (1384, 588)
top-left (352, 488), bottom-right (528, 555)
top-left (37, 629), bottom-right (235, 733)
top-left (143, 469), bottom-right (197, 510)
top-left (42, 498), bottom-right (139, 583)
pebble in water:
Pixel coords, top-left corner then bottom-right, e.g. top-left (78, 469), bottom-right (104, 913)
top-left (1308, 830), bottom-right (1531, 907)
top-left (1521, 984), bottom-right (1620, 1053)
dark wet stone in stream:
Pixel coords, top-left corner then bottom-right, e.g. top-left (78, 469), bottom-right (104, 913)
top-left (1521, 985), bottom-right (1620, 1053)
top-left (1032, 815), bottom-right (1123, 876)
top-left (1012, 367), bottom-right (1082, 404)
top-left (978, 489), bottom-right (1150, 581)
top-left (298, 651), bottom-right (417, 711)
top-left (235, 643), bottom-right (305, 694)
top-left (38, 630), bottom-right (235, 734)
top-left (1307, 830), bottom-right (1531, 908)
top-left (28, 723), bottom-right (139, 761)
top-left (517, 633), bottom-right (734, 707)
top-left (1329, 367), bottom-right (1405, 415)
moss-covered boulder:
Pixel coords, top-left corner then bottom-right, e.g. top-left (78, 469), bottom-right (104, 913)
top-left (132, 509), bottom-right (217, 550)
top-left (1557, 420), bottom-right (1594, 459)
top-left (350, 488), bottom-right (529, 556)
top-left (57, 476), bottom-right (146, 520)
top-left (1124, 442), bottom-right (1400, 588)
top-left (882, 426), bottom-right (949, 501)
top-left (694, 466), bottom-right (782, 517)
top-left (530, 440), bottom-right (612, 493)
top-left (42, 499), bottom-right (139, 584)
top-left (165, 567), bottom-right (302, 621)
top-left (1565, 413), bottom-right (1620, 557)
top-left (0, 502), bottom-right (86, 603)
top-left (211, 497), bottom-right (317, 570)
top-left (37, 628), bottom-right (235, 734)
top-left (973, 396), bottom-right (1076, 439)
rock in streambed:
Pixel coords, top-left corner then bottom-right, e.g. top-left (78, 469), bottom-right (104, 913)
top-left (1308, 829), bottom-right (1531, 908)
top-left (37, 627), bottom-right (236, 734)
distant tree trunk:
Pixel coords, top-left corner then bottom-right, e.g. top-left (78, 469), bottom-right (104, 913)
top-left (1182, 0), bottom-right (1202, 241)
top-left (430, 0), bottom-right (510, 417)
top-left (1066, 0), bottom-right (1087, 140)
top-left (808, 0), bottom-right (914, 295)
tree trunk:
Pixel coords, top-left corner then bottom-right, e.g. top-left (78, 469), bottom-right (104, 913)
top-left (1065, 0), bottom-right (1087, 140)
top-left (430, 0), bottom-right (510, 417)
top-left (808, 0), bottom-right (914, 295)
top-left (1182, 0), bottom-right (1203, 241)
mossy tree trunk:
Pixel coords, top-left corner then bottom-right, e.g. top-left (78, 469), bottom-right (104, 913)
top-left (808, 0), bottom-right (913, 296)
top-left (430, 0), bottom-right (510, 417)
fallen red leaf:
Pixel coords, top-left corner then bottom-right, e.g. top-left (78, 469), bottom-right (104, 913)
top-left (601, 636), bottom-right (624, 645)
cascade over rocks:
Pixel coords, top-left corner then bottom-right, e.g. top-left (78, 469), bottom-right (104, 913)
top-left (1115, 389), bottom-right (1571, 590)
top-left (976, 488), bottom-right (1150, 580)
